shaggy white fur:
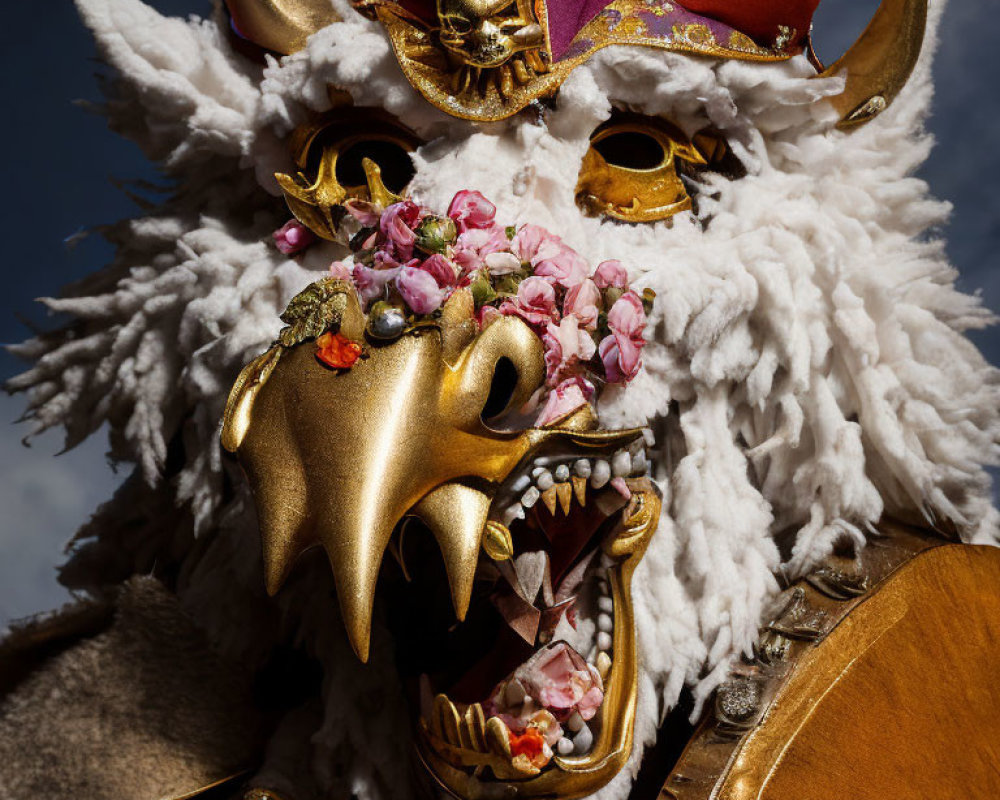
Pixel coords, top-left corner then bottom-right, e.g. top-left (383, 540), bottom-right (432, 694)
top-left (8, 0), bottom-right (999, 797)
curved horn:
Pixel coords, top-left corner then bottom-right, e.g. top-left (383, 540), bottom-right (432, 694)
top-left (816, 0), bottom-right (928, 129)
top-left (225, 0), bottom-right (340, 55)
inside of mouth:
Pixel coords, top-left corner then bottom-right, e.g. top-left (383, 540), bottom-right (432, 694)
top-left (383, 439), bottom-right (649, 778)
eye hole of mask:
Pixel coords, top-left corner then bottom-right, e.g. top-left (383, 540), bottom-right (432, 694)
top-left (576, 112), bottom-right (729, 224)
top-left (333, 137), bottom-right (417, 196)
top-left (276, 108), bottom-right (422, 241)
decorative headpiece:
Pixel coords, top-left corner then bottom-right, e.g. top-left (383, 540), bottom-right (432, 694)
top-left (227, 0), bottom-right (927, 123)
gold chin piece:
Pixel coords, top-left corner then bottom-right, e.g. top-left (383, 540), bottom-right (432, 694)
top-left (275, 109), bottom-right (422, 241)
top-left (814, 0), bottom-right (928, 128)
top-left (225, 0), bottom-right (340, 54)
top-left (576, 115), bottom-right (710, 224)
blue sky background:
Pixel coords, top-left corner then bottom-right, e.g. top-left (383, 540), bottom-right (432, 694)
top-left (1, 0), bottom-right (997, 623)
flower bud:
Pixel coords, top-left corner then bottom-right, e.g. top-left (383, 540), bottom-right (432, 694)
top-left (414, 214), bottom-right (458, 255)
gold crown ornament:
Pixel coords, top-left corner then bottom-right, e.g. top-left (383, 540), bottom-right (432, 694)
top-left (226, 0), bottom-right (928, 124)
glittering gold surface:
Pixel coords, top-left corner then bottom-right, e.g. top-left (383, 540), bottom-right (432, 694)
top-left (223, 311), bottom-right (645, 662)
top-left (225, 0), bottom-right (339, 54)
top-left (576, 115), bottom-right (707, 223)
top-left (662, 520), bottom-right (1000, 800)
top-left (275, 109), bottom-right (422, 241)
top-left (817, 0), bottom-right (928, 127)
top-left (376, 0), bottom-right (790, 121)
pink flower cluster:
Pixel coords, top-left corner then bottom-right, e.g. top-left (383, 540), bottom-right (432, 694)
top-left (282, 190), bottom-right (649, 425)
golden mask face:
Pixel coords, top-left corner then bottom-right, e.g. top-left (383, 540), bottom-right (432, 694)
top-left (223, 280), bottom-right (661, 799)
top-left (576, 113), bottom-right (734, 224)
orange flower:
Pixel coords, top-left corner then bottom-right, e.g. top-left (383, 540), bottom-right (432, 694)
top-left (508, 727), bottom-right (545, 761)
top-left (316, 331), bottom-right (362, 369)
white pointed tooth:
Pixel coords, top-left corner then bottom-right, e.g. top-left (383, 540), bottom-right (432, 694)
top-left (557, 737), bottom-right (574, 755)
top-left (536, 470), bottom-right (554, 491)
top-left (612, 450), bottom-right (631, 477)
top-left (597, 578), bottom-right (610, 596)
top-left (573, 723), bottom-right (593, 754)
top-left (531, 466), bottom-right (546, 478)
top-left (631, 450), bottom-right (647, 475)
top-left (554, 464), bottom-right (570, 482)
top-left (642, 427), bottom-right (655, 448)
top-left (598, 596), bottom-right (614, 614)
top-left (511, 473), bottom-right (532, 493)
top-left (596, 651), bottom-right (612, 681)
top-left (597, 631), bottom-right (613, 651)
top-left (591, 460), bottom-right (610, 488)
top-left (597, 613), bottom-right (613, 633)
top-left (567, 711), bottom-right (584, 732)
top-left (502, 503), bottom-right (525, 526)
top-left (573, 459), bottom-right (592, 478)
top-left (505, 679), bottom-right (527, 706)
top-left (522, 486), bottom-right (540, 508)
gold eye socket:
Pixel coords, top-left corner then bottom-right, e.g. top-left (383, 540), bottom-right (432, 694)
top-left (276, 108), bottom-right (422, 241)
top-left (575, 114), bottom-right (728, 224)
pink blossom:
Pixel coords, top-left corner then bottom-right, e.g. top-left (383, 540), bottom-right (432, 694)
top-left (593, 259), bottom-right (629, 290)
top-left (513, 643), bottom-right (604, 722)
top-left (477, 304), bottom-right (502, 329)
top-left (343, 199), bottom-right (381, 226)
top-left (562, 278), bottom-right (602, 331)
top-left (452, 226), bottom-right (510, 274)
top-left (511, 224), bottom-right (554, 263)
top-left (512, 225), bottom-right (588, 289)
top-left (329, 260), bottom-right (354, 281)
top-left (537, 378), bottom-right (593, 427)
top-left (273, 220), bottom-right (316, 255)
top-left (353, 264), bottom-right (400, 306)
top-left (542, 316), bottom-right (596, 387)
top-left (498, 276), bottom-right (559, 329)
top-left (447, 190), bottom-right (497, 232)
top-left (420, 254), bottom-right (459, 288)
top-left (379, 200), bottom-right (421, 260)
top-left (600, 291), bottom-right (646, 383)
top-left (397, 265), bottom-right (446, 314)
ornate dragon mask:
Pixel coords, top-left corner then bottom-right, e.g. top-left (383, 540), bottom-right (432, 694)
top-left (223, 194), bottom-right (662, 797)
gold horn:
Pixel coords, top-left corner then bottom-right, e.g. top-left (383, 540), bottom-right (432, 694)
top-left (816, 0), bottom-right (928, 129)
top-left (225, 0), bottom-right (340, 55)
